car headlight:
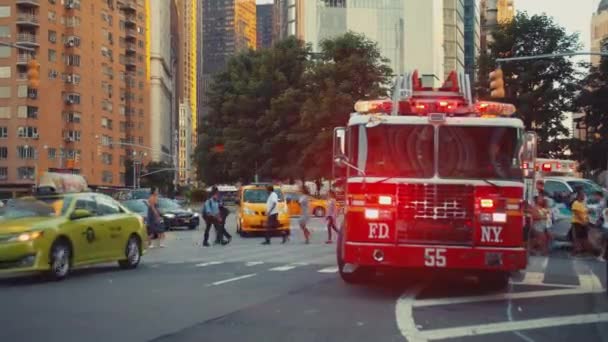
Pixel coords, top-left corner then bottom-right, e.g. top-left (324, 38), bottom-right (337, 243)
top-left (243, 208), bottom-right (255, 215)
top-left (9, 231), bottom-right (44, 242)
top-left (193, 213), bottom-right (199, 218)
top-left (187, 208), bottom-right (193, 213)
top-left (164, 213), bottom-right (176, 219)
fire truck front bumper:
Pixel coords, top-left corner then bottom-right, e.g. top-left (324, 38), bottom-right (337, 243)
top-left (343, 242), bottom-right (527, 271)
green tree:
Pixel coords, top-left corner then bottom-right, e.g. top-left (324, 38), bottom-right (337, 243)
top-left (480, 12), bottom-right (581, 157)
top-left (572, 39), bottom-right (608, 176)
top-left (195, 37), bottom-right (311, 184)
top-left (140, 161), bottom-right (175, 195)
top-left (293, 32), bottom-right (393, 180)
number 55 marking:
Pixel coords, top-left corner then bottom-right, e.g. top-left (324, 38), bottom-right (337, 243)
top-left (424, 248), bottom-right (446, 267)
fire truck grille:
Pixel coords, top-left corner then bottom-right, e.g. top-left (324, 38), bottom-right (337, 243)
top-left (396, 183), bottom-right (475, 245)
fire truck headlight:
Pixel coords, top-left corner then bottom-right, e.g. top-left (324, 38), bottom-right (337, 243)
top-left (365, 209), bottom-right (380, 220)
top-left (480, 199), bottom-right (494, 209)
top-left (492, 213), bottom-right (507, 223)
top-left (378, 195), bottom-right (392, 205)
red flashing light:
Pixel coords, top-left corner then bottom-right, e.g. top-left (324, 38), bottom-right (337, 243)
top-left (542, 163), bottom-right (551, 172)
top-left (480, 199), bottom-right (494, 209)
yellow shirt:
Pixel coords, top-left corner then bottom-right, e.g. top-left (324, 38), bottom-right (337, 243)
top-left (571, 200), bottom-right (588, 224)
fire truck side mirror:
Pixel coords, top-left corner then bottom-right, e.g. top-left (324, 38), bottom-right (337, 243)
top-left (333, 127), bottom-right (346, 157)
top-left (522, 131), bottom-right (538, 179)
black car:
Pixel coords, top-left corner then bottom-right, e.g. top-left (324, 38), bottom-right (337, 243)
top-left (122, 199), bottom-right (154, 226)
top-left (157, 197), bottom-right (200, 230)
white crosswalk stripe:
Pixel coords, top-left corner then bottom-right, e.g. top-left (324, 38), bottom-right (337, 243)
top-left (317, 266), bottom-right (339, 273)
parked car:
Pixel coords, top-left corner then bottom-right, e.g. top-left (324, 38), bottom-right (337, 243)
top-left (157, 197), bottom-right (199, 230)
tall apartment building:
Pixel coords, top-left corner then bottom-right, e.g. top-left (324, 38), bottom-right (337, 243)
top-left (443, 0), bottom-right (466, 77)
top-left (277, 1), bottom-right (443, 82)
top-left (149, 0), bottom-right (174, 163)
top-left (464, 0), bottom-right (480, 80)
top-left (0, 0), bottom-right (149, 196)
top-left (591, 0), bottom-right (608, 66)
top-left (178, 101), bottom-right (192, 183)
top-left (257, 3), bottom-right (273, 49)
top-left (201, 0), bottom-right (256, 120)
top-left (480, 0), bottom-right (514, 52)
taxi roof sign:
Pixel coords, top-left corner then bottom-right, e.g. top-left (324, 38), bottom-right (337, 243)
top-left (37, 172), bottom-right (89, 194)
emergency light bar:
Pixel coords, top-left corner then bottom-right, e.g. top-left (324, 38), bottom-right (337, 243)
top-left (354, 99), bottom-right (516, 118)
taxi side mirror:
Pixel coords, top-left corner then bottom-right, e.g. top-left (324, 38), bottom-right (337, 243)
top-left (71, 208), bottom-right (92, 220)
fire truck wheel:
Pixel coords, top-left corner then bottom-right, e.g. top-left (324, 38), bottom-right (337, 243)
top-left (337, 232), bottom-right (371, 283)
top-left (478, 271), bottom-right (510, 290)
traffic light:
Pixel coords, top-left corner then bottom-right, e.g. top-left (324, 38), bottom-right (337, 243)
top-left (489, 67), bottom-right (505, 98)
top-left (27, 59), bottom-right (41, 89)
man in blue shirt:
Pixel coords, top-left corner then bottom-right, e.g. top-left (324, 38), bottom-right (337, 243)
top-left (202, 187), bottom-right (227, 246)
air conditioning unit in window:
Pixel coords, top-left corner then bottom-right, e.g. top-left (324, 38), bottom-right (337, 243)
top-left (65, 98), bottom-right (74, 105)
top-left (66, 39), bottom-right (75, 47)
top-left (32, 133), bottom-right (39, 140)
top-left (66, 75), bottom-right (73, 83)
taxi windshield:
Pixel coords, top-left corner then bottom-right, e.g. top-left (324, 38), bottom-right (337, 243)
top-left (0, 196), bottom-right (72, 220)
top-left (243, 189), bottom-right (284, 203)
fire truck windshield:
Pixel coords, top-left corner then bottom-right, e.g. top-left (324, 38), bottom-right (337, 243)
top-left (438, 126), bottom-right (523, 180)
top-left (364, 125), bottom-right (435, 178)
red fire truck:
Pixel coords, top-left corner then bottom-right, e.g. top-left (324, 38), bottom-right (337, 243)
top-left (332, 71), bottom-right (537, 288)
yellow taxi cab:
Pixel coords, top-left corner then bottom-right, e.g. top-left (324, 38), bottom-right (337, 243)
top-left (235, 184), bottom-right (290, 236)
top-left (284, 191), bottom-right (329, 217)
top-left (0, 173), bottom-right (147, 280)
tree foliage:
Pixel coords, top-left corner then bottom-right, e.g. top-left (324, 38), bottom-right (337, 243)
top-left (479, 12), bottom-right (582, 157)
top-left (195, 33), bottom-right (392, 184)
top-left (140, 161), bottom-right (175, 195)
top-left (572, 38), bottom-right (608, 175)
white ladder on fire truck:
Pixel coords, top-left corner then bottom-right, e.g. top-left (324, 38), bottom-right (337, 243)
top-left (390, 71), bottom-right (473, 116)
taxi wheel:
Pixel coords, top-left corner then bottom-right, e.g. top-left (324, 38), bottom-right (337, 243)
top-left (313, 207), bottom-right (326, 217)
top-left (119, 235), bottom-right (141, 270)
top-left (49, 240), bottom-right (71, 281)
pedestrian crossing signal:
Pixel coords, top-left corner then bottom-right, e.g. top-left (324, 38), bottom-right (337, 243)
top-left (27, 59), bottom-right (41, 89)
top-left (489, 68), bottom-right (505, 98)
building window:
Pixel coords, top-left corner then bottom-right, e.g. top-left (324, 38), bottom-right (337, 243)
top-left (17, 106), bottom-right (38, 119)
top-left (0, 6), bottom-right (10, 18)
top-left (0, 167), bottom-right (6, 180)
top-left (48, 10), bottom-right (56, 22)
top-left (16, 146), bottom-right (36, 160)
top-left (65, 54), bottom-right (81, 66)
top-left (0, 146), bottom-right (7, 160)
top-left (0, 86), bottom-right (10, 98)
top-left (0, 26), bottom-right (9, 38)
top-left (64, 93), bottom-right (81, 104)
top-left (17, 126), bottom-right (38, 138)
top-left (66, 16), bottom-right (81, 27)
top-left (0, 107), bottom-right (9, 119)
top-left (0, 126), bottom-right (7, 138)
top-left (17, 85), bottom-right (28, 98)
top-left (0, 66), bottom-right (10, 78)
top-left (17, 167), bottom-right (35, 180)
top-left (101, 117), bottom-right (113, 129)
top-left (102, 171), bottom-right (113, 183)
top-left (64, 130), bottom-right (81, 142)
top-left (102, 153), bottom-right (112, 165)
top-left (48, 49), bottom-right (57, 62)
top-left (63, 111), bottom-right (81, 123)
top-left (48, 30), bottom-right (57, 43)
top-left (47, 148), bottom-right (56, 160)
top-left (0, 46), bottom-right (10, 58)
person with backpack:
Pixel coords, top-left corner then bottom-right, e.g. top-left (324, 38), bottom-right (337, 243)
top-left (201, 187), bottom-right (227, 247)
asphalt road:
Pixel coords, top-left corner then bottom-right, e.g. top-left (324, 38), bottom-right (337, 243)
top-left (1, 215), bottom-right (607, 342)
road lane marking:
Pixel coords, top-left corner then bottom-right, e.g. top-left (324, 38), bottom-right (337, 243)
top-left (195, 261), bottom-right (224, 267)
top-left (245, 261), bottom-right (264, 266)
top-left (578, 273), bottom-right (604, 291)
top-left (395, 285), bottom-right (427, 342)
top-left (412, 287), bottom-right (603, 307)
top-left (210, 273), bottom-right (257, 286)
top-left (317, 266), bottom-right (339, 273)
top-left (419, 313), bottom-right (608, 340)
top-left (269, 263), bottom-right (306, 271)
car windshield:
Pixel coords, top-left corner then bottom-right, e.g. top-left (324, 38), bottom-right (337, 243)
top-left (364, 125), bottom-right (435, 177)
top-left (438, 126), bottom-right (523, 180)
top-left (158, 198), bottom-right (180, 210)
top-left (243, 189), bottom-right (285, 203)
top-left (123, 200), bottom-right (148, 213)
top-left (0, 196), bottom-right (72, 220)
